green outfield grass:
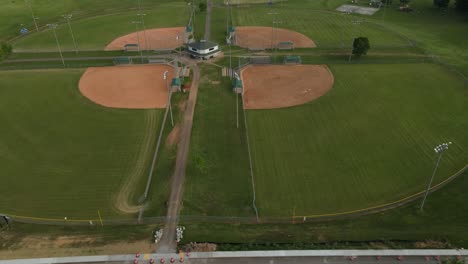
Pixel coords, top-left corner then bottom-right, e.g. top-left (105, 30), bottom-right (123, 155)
top-left (246, 63), bottom-right (468, 217)
top-left (0, 69), bottom-right (164, 219)
top-left (231, 2), bottom-right (410, 48)
top-left (12, 2), bottom-right (189, 51)
top-left (0, 0), bottom-right (180, 42)
top-left (182, 64), bottom-right (254, 217)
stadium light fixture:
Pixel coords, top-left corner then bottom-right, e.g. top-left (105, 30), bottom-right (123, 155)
top-left (47, 23), bottom-right (65, 67)
top-left (62, 14), bottom-right (78, 54)
top-left (420, 142), bottom-right (452, 211)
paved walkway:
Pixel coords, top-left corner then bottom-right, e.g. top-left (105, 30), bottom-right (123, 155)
top-left (1, 250), bottom-right (467, 264)
top-left (156, 58), bottom-right (200, 253)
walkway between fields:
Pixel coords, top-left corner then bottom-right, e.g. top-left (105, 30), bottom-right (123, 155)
top-left (1, 249), bottom-right (467, 264)
top-left (156, 58), bottom-right (200, 253)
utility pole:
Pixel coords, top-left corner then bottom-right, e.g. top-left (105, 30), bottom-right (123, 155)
top-left (420, 142), bottom-right (452, 211)
top-left (137, 13), bottom-right (149, 51)
top-left (349, 18), bottom-right (361, 62)
top-left (24, 0), bottom-right (39, 32)
top-left (268, 12), bottom-right (278, 50)
top-left (62, 14), bottom-right (78, 54)
top-left (131, 21), bottom-right (144, 63)
top-left (47, 24), bottom-right (65, 67)
top-left (164, 71), bottom-right (174, 127)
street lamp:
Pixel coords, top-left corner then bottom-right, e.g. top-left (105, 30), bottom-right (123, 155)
top-left (136, 13), bottom-right (149, 51)
top-left (267, 12), bottom-right (278, 50)
top-left (47, 23), bottom-right (65, 67)
top-left (131, 21), bottom-right (144, 63)
top-left (420, 142), bottom-right (452, 211)
top-left (62, 14), bottom-right (78, 54)
top-left (24, 0), bottom-right (39, 32)
top-left (164, 70), bottom-right (174, 127)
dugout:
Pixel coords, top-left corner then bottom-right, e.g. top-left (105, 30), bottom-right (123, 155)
top-left (113, 57), bottom-right (133, 65)
top-left (232, 78), bottom-right (243, 94)
top-left (284, 55), bottom-right (301, 64)
top-left (124, 43), bottom-right (139, 52)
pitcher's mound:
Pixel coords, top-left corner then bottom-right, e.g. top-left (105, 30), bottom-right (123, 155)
top-left (105, 27), bottom-right (185, 51)
top-left (235, 26), bottom-right (316, 49)
top-left (79, 65), bottom-right (173, 109)
top-left (241, 65), bottom-right (334, 109)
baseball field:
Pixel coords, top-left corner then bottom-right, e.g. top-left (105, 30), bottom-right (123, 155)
top-left (0, 0), bottom-right (467, 250)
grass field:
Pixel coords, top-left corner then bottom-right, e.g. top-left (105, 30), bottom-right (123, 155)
top-left (0, 69), bottom-right (164, 219)
top-left (246, 63), bottom-right (467, 217)
top-left (182, 169), bottom-right (468, 247)
top-left (12, 2), bottom-right (189, 51)
top-left (182, 64), bottom-right (254, 217)
top-left (230, 1), bottom-right (410, 48)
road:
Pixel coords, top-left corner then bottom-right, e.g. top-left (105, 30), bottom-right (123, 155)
top-left (156, 58), bottom-right (200, 253)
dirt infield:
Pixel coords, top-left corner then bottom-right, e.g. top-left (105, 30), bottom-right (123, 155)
top-left (235, 26), bottom-right (316, 49)
top-left (241, 65), bottom-right (334, 109)
top-left (79, 65), bottom-right (173, 109)
top-left (105, 27), bottom-right (185, 51)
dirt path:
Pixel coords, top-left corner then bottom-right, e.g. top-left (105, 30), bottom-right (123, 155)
top-left (114, 110), bottom-right (159, 214)
top-left (157, 59), bottom-right (200, 253)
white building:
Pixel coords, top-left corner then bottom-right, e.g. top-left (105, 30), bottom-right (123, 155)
top-left (187, 40), bottom-right (221, 60)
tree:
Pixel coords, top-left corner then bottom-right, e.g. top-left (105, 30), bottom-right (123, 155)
top-left (198, 2), bottom-right (207, 12)
top-left (400, 0), bottom-right (410, 4)
top-left (455, 0), bottom-right (468, 11)
top-left (352, 37), bottom-right (370, 57)
top-left (0, 42), bottom-right (12, 60)
top-left (434, 0), bottom-right (450, 8)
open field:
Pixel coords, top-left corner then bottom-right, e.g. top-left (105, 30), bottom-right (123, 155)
top-left (182, 64), bottom-right (254, 217)
top-left (182, 169), bottom-right (468, 247)
top-left (0, 69), bottom-right (163, 219)
top-left (231, 3), bottom-right (410, 48)
top-left (12, 2), bottom-right (189, 51)
top-left (0, 0), bottom-right (180, 42)
top-left (246, 63), bottom-right (468, 217)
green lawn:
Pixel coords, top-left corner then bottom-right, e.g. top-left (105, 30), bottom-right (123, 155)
top-left (0, 0), bottom-right (180, 42)
top-left (0, 69), bottom-right (163, 219)
top-left (12, 2), bottom-right (189, 51)
top-left (246, 63), bottom-right (467, 217)
top-left (230, 2), bottom-right (410, 48)
top-left (182, 64), bottom-right (254, 217)
top-left (182, 169), bottom-right (468, 247)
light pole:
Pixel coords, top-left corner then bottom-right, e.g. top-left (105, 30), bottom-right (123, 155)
top-left (267, 12), bottom-right (278, 50)
top-left (47, 24), bottom-right (65, 67)
top-left (62, 14), bottom-right (78, 54)
top-left (164, 70), bottom-right (174, 127)
top-left (24, 0), bottom-right (39, 32)
top-left (136, 13), bottom-right (149, 51)
top-left (420, 142), bottom-right (452, 211)
top-left (131, 21), bottom-right (144, 63)
top-left (272, 20), bottom-right (282, 62)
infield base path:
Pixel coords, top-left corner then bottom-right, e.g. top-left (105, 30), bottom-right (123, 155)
top-left (79, 64), bottom-right (173, 109)
top-left (241, 65), bottom-right (334, 109)
top-left (105, 27), bottom-right (185, 51)
top-left (236, 26), bottom-right (316, 49)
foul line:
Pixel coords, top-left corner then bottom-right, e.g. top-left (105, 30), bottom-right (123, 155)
top-left (242, 98), bottom-right (260, 222)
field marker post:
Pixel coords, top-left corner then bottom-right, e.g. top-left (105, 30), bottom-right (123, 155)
top-left (97, 210), bottom-right (104, 227)
top-left (420, 142), bottom-right (451, 211)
